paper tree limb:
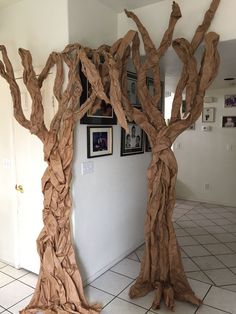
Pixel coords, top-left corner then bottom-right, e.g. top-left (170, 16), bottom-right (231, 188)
top-left (116, 0), bottom-right (220, 311)
top-left (0, 43), bottom-right (128, 313)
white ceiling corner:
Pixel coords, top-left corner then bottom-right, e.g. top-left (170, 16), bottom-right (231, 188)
top-left (97, 0), bottom-right (165, 13)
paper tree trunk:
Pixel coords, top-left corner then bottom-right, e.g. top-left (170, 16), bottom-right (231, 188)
top-left (0, 0), bottom-right (220, 312)
top-left (112, 0), bottom-right (221, 310)
top-left (23, 115), bottom-right (101, 313)
top-left (130, 145), bottom-right (200, 309)
top-left (0, 44), bottom-right (128, 313)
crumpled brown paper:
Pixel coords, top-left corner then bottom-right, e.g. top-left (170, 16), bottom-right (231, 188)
top-left (110, 0), bottom-right (220, 311)
top-left (0, 0), bottom-right (220, 312)
top-left (0, 43), bottom-right (128, 313)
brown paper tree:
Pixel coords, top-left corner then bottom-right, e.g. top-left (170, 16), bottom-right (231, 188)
top-left (111, 0), bottom-right (220, 310)
top-left (0, 0), bottom-right (220, 312)
top-left (0, 44), bottom-right (128, 313)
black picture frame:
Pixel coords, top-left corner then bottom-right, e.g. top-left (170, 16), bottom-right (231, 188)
top-left (120, 123), bottom-right (144, 156)
top-left (80, 67), bottom-right (117, 125)
top-left (224, 95), bottom-right (236, 108)
top-left (222, 116), bottom-right (236, 128)
top-left (87, 126), bottom-right (113, 158)
top-left (145, 134), bottom-right (152, 152)
top-left (146, 77), bottom-right (165, 114)
top-left (127, 71), bottom-right (141, 107)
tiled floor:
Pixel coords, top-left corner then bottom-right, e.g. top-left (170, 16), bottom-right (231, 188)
top-left (1, 200), bottom-right (236, 313)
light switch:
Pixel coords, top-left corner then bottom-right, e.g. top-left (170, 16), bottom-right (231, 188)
top-left (226, 144), bottom-right (232, 151)
top-left (81, 161), bottom-right (94, 175)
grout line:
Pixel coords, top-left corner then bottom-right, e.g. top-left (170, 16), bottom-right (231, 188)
top-left (0, 270), bottom-right (29, 282)
top-left (0, 278), bottom-right (16, 290)
top-left (0, 200), bottom-right (236, 313)
top-left (17, 278), bottom-right (37, 289)
top-left (186, 272), bottom-right (214, 286)
top-left (135, 251), bottom-right (141, 263)
top-left (89, 284), bottom-right (117, 298)
top-left (101, 279), bottom-right (136, 310)
top-left (5, 293), bottom-right (33, 312)
top-left (117, 296), bottom-right (151, 311)
top-left (109, 269), bottom-right (137, 281)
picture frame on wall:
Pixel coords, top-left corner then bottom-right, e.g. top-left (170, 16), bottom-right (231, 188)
top-left (222, 116), bottom-right (236, 128)
top-left (224, 95), bottom-right (236, 107)
top-left (202, 107), bottom-right (215, 122)
top-left (121, 122), bottom-right (144, 156)
top-left (146, 77), bottom-right (165, 114)
top-left (87, 126), bottom-right (113, 158)
top-left (80, 67), bottom-right (117, 125)
top-left (145, 134), bottom-right (152, 152)
top-left (182, 100), bottom-right (186, 114)
top-left (127, 71), bottom-right (140, 107)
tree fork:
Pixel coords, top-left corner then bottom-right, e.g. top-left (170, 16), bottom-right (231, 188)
top-left (0, 43), bottom-right (127, 313)
top-left (114, 1), bottom-right (220, 310)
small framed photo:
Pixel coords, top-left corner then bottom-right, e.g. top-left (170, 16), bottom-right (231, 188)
top-left (147, 77), bottom-right (165, 114)
top-left (202, 107), bottom-right (215, 122)
top-left (224, 95), bottom-right (236, 107)
top-left (80, 67), bottom-right (117, 125)
top-left (182, 100), bottom-right (186, 114)
top-left (121, 123), bottom-right (144, 156)
top-left (222, 116), bottom-right (236, 128)
top-left (127, 71), bottom-right (140, 107)
top-left (145, 134), bottom-right (152, 152)
top-left (87, 126), bottom-right (113, 158)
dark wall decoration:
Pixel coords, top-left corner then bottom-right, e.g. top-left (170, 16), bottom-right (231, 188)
top-left (120, 122), bottom-right (144, 156)
top-left (87, 126), bottom-right (113, 158)
top-left (80, 68), bottom-right (117, 125)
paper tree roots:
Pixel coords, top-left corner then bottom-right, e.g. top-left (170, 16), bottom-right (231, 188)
top-left (0, 0), bottom-right (220, 312)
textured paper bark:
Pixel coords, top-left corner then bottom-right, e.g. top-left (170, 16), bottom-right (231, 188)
top-left (0, 45), bottom-right (127, 313)
top-left (113, 0), bottom-right (220, 310)
top-left (0, 0), bottom-right (220, 312)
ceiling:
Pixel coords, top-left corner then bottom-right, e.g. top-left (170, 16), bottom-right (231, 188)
top-left (0, 0), bottom-right (235, 91)
top-left (163, 39), bottom-right (236, 92)
top-left (97, 0), bottom-right (165, 13)
top-left (0, 0), bottom-right (165, 11)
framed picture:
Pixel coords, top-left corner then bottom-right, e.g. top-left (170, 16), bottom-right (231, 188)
top-left (87, 126), bottom-right (113, 158)
top-left (222, 116), bottom-right (236, 128)
top-left (80, 67), bottom-right (117, 125)
top-left (182, 100), bottom-right (186, 114)
top-left (127, 71), bottom-right (140, 107)
top-left (224, 95), bottom-right (236, 107)
top-left (147, 77), bottom-right (165, 114)
top-left (121, 123), bottom-right (144, 156)
top-left (145, 134), bottom-right (152, 152)
top-left (202, 107), bottom-right (215, 122)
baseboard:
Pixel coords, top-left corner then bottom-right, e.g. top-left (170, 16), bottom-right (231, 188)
top-left (82, 241), bottom-right (144, 286)
top-left (176, 196), bottom-right (236, 208)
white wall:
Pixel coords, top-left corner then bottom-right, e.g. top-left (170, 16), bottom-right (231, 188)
top-left (0, 0), bottom-right (69, 70)
top-left (117, 0), bottom-right (236, 50)
top-left (68, 0), bottom-right (150, 283)
top-left (173, 87), bottom-right (236, 207)
top-left (68, 0), bottom-right (117, 47)
top-left (0, 0), bottom-right (150, 281)
top-left (72, 125), bottom-right (150, 283)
